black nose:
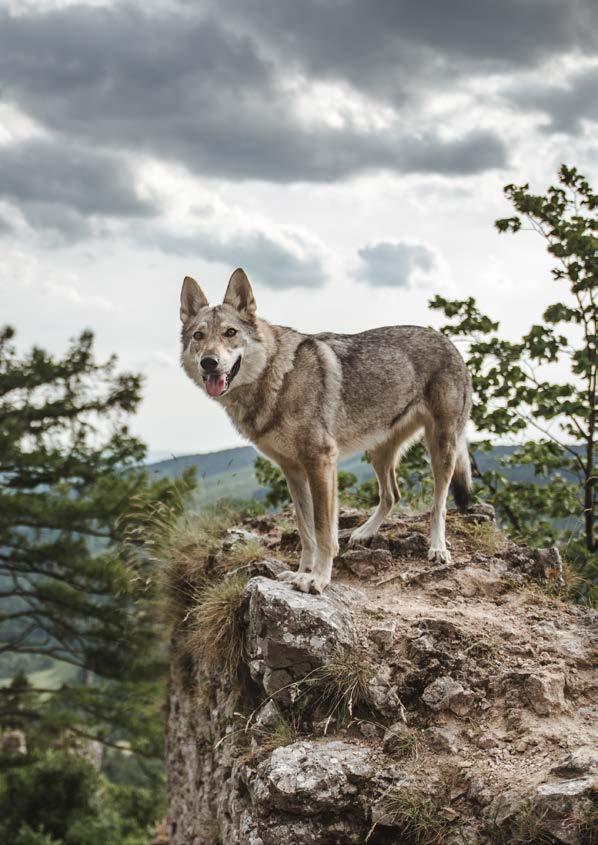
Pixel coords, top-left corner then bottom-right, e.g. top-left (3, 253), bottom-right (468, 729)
top-left (201, 355), bottom-right (219, 372)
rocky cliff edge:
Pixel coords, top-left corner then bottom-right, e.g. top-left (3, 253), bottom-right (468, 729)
top-left (165, 505), bottom-right (597, 845)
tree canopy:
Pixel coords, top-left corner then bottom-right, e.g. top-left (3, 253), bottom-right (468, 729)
top-left (0, 327), bottom-right (194, 755)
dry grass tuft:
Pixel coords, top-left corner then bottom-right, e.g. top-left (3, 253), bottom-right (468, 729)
top-left (558, 558), bottom-right (585, 602)
top-left (122, 498), bottom-right (267, 678)
top-left (186, 573), bottom-right (249, 675)
top-left (370, 787), bottom-right (451, 844)
top-left (450, 515), bottom-right (508, 555)
top-left (251, 711), bottom-right (301, 758)
top-left (221, 538), bottom-right (265, 572)
top-left (576, 797), bottom-right (598, 845)
top-left (489, 803), bottom-right (553, 845)
top-left (388, 728), bottom-right (420, 760)
top-left (308, 650), bottom-right (375, 725)
top-left (122, 496), bottom-right (264, 633)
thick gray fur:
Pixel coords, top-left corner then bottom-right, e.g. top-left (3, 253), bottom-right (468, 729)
top-left (180, 269), bottom-right (472, 594)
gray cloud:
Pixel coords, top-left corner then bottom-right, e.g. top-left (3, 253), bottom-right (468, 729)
top-left (0, 4), bottom-right (507, 188)
top-left (1, 0), bottom-right (596, 257)
top-left (0, 138), bottom-right (156, 240)
top-left (149, 228), bottom-right (328, 290)
top-left (506, 66), bottom-right (598, 134)
top-left (209, 0), bottom-right (598, 100)
top-left (356, 241), bottom-right (437, 288)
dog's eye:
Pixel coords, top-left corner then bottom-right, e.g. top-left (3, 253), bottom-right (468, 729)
top-left (192, 331), bottom-right (203, 341)
top-left (224, 328), bottom-right (237, 338)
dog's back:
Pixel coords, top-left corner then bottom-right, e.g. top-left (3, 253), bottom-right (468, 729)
top-left (314, 325), bottom-right (471, 459)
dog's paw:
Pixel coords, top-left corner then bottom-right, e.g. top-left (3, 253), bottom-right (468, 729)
top-left (276, 571), bottom-right (327, 594)
top-left (427, 547), bottom-right (452, 565)
top-left (348, 524), bottom-right (375, 546)
top-left (276, 570), bottom-right (299, 583)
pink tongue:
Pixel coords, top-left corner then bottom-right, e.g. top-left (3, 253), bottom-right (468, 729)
top-left (205, 374), bottom-right (227, 397)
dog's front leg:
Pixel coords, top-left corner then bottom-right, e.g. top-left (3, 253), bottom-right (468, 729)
top-left (276, 463), bottom-right (316, 575)
top-left (288, 453), bottom-right (338, 594)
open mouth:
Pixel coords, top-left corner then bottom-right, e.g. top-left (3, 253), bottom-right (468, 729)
top-left (203, 356), bottom-right (241, 398)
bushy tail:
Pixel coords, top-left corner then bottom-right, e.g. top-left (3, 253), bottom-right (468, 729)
top-left (451, 435), bottom-right (472, 513)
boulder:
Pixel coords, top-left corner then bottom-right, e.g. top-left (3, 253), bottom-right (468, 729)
top-left (252, 740), bottom-right (374, 815)
top-left (243, 577), bottom-right (357, 697)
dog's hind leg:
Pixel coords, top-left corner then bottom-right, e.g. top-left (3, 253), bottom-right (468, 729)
top-left (349, 439), bottom-right (399, 545)
top-left (426, 424), bottom-right (458, 564)
top-left (349, 418), bottom-right (422, 545)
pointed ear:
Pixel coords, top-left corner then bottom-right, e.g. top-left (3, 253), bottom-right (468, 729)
top-left (180, 276), bottom-right (208, 323)
top-left (223, 268), bottom-right (256, 318)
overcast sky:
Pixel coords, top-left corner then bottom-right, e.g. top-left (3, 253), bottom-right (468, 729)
top-left (1, 0), bottom-right (597, 458)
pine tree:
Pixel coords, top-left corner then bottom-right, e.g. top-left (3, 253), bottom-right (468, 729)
top-left (0, 327), bottom-right (194, 754)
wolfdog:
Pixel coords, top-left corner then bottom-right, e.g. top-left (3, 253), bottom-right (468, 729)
top-left (180, 269), bottom-right (472, 594)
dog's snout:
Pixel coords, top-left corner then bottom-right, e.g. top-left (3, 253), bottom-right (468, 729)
top-left (201, 355), bottom-right (219, 372)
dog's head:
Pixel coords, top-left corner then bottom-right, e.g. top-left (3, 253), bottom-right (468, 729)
top-left (180, 268), bottom-right (265, 399)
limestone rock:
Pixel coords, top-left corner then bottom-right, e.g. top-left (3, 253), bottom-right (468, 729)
top-left (425, 726), bottom-right (460, 754)
top-left (166, 509), bottom-right (597, 845)
top-left (253, 740), bottom-right (374, 815)
top-left (367, 666), bottom-right (404, 720)
top-left (244, 576), bottom-right (357, 696)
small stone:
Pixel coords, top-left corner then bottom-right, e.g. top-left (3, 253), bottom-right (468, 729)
top-left (551, 747), bottom-right (598, 777)
top-left (535, 777), bottom-right (596, 845)
top-left (383, 723), bottom-right (415, 755)
top-left (477, 732), bottom-right (500, 750)
top-left (387, 531), bottom-right (429, 556)
top-left (358, 721), bottom-right (381, 741)
top-left (532, 546), bottom-right (565, 585)
top-left (536, 776), bottom-right (595, 800)
top-left (409, 634), bottom-right (436, 658)
top-left (223, 527), bottom-right (264, 549)
top-left (367, 669), bottom-right (404, 719)
top-left (424, 727), bottom-right (459, 755)
top-left (252, 701), bottom-right (280, 733)
top-left (370, 622), bottom-right (396, 647)
top-left (338, 508), bottom-right (364, 529)
top-left (486, 790), bottom-right (525, 827)
top-left (467, 775), bottom-right (492, 806)
top-left (340, 547), bottom-right (393, 577)
top-left (523, 672), bottom-right (566, 716)
top-left (422, 676), bottom-right (474, 716)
